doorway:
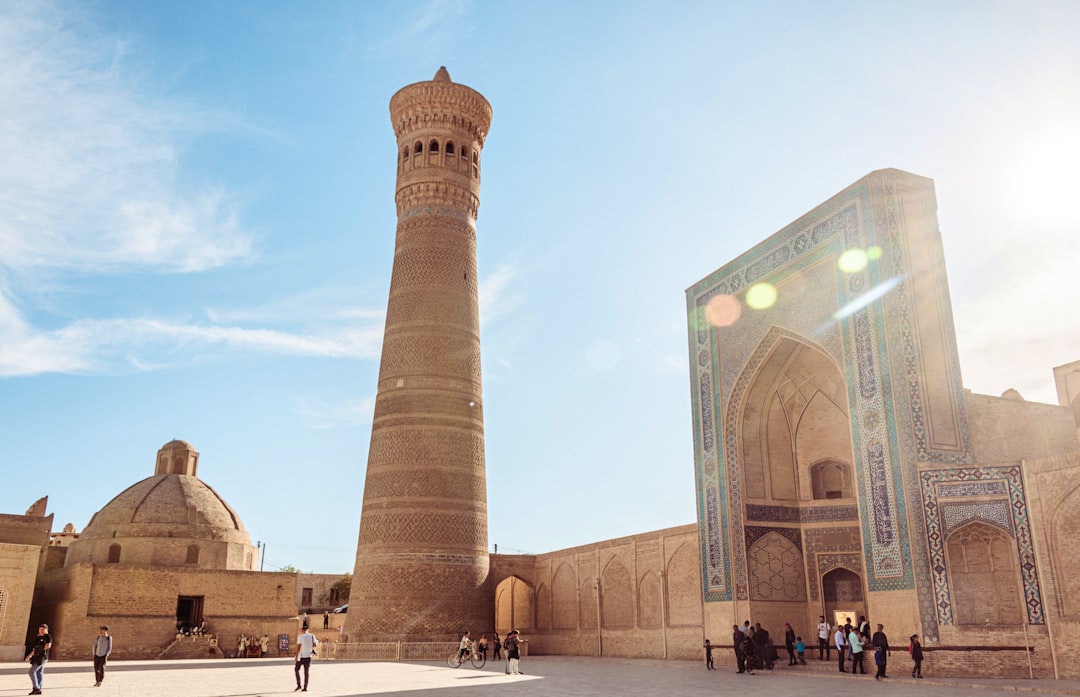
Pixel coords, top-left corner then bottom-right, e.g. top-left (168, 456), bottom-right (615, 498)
top-left (176, 595), bottom-right (204, 634)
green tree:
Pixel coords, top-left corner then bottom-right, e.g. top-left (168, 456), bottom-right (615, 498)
top-left (331, 574), bottom-right (352, 604)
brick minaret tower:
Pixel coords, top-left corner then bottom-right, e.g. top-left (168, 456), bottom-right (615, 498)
top-left (345, 67), bottom-right (493, 640)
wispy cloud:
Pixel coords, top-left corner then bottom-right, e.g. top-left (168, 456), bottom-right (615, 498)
top-left (295, 396), bottom-right (376, 429)
top-left (479, 262), bottom-right (520, 328)
top-left (0, 2), bottom-right (254, 276)
top-left (364, 0), bottom-right (474, 59)
top-left (0, 309), bottom-right (386, 378)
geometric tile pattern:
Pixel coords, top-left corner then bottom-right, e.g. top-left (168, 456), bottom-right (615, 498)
top-left (747, 531), bottom-right (806, 601)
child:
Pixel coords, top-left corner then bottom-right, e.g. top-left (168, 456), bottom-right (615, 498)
top-left (794, 636), bottom-right (806, 665)
top-left (909, 634), bottom-right (923, 678)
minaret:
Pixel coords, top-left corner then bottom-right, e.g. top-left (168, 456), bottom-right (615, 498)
top-left (345, 67), bottom-right (493, 640)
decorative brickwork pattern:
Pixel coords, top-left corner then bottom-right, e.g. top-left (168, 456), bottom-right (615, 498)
top-left (638, 572), bottom-right (661, 628)
top-left (552, 563), bottom-right (577, 629)
top-left (666, 542), bottom-right (702, 627)
top-left (602, 558), bottom-right (633, 628)
top-left (348, 69), bottom-right (492, 640)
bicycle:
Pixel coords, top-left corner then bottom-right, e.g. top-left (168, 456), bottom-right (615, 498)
top-left (447, 647), bottom-right (487, 669)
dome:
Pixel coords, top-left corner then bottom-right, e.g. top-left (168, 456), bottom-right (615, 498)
top-left (64, 441), bottom-right (258, 570)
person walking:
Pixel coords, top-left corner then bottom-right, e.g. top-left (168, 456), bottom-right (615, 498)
top-left (92, 626), bottom-right (112, 687)
top-left (702, 638), bottom-right (715, 670)
top-left (733, 625), bottom-right (747, 674)
top-left (506, 630), bottom-right (527, 675)
top-left (25, 623), bottom-right (52, 695)
top-left (294, 626), bottom-right (319, 692)
top-left (817, 616), bottom-right (831, 660)
top-left (872, 623), bottom-right (891, 680)
top-left (784, 623), bottom-right (797, 665)
top-left (492, 632), bottom-right (502, 661)
top-left (323, 611), bottom-right (329, 630)
top-left (848, 623), bottom-right (866, 675)
top-left (909, 634), bottom-right (924, 678)
top-left (834, 623), bottom-right (847, 673)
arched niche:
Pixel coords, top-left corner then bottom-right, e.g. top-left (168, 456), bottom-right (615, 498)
top-left (739, 336), bottom-right (852, 504)
top-left (945, 521), bottom-right (1023, 625)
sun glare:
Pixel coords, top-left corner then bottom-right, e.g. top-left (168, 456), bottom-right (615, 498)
top-left (1005, 130), bottom-right (1080, 228)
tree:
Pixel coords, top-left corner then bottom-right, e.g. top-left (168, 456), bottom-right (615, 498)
top-left (330, 574), bottom-right (352, 604)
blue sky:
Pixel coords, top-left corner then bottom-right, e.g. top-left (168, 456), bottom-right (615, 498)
top-left (1, 0), bottom-right (1077, 573)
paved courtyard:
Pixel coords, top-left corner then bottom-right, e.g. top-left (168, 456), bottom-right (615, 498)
top-left (3, 656), bottom-right (1080, 697)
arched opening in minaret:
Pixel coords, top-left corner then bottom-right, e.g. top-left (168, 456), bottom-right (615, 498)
top-left (413, 141), bottom-right (423, 155)
top-left (429, 139), bottom-right (439, 153)
top-left (445, 141), bottom-right (455, 156)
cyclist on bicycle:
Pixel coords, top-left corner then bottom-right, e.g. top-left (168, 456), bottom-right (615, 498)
top-left (458, 631), bottom-right (473, 659)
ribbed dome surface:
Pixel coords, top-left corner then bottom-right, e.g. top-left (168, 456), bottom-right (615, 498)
top-left (64, 441), bottom-right (259, 570)
top-left (81, 474), bottom-right (246, 536)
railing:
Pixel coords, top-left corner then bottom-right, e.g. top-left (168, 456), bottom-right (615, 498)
top-left (319, 642), bottom-right (459, 662)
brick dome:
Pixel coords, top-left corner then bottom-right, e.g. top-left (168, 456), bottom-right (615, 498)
top-left (63, 441), bottom-right (258, 570)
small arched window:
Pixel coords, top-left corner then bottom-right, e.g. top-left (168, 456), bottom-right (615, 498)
top-left (472, 151), bottom-right (479, 178)
top-left (108, 544), bottom-right (121, 564)
top-left (810, 460), bottom-right (852, 499)
top-left (414, 141), bottom-right (423, 155)
top-left (445, 141), bottom-right (455, 155)
top-left (462, 147), bottom-right (470, 160)
top-left (429, 140), bottom-right (439, 153)
top-left (402, 146), bottom-right (409, 161)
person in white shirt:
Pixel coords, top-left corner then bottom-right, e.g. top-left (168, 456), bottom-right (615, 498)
top-left (294, 627), bottom-right (319, 692)
top-left (817, 616), bottom-right (831, 660)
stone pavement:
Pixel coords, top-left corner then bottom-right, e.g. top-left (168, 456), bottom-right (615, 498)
top-left (3, 656), bottom-right (1080, 697)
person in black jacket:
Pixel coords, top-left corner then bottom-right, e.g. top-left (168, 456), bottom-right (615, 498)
top-left (25, 624), bottom-right (52, 696)
top-left (909, 634), bottom-right (924, 678)
top-left (784, 623), bottom-right (797, 665)
top-left (871, 624), bottom-right (891, 680)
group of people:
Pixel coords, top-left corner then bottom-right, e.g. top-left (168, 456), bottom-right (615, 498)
top-left (708, 616), bottom-right (924, 680)
top-left (236, 633), bottom-right (272, 658)
top-left (823, 615), bottom-right (923, 679)
top-left (458, 629), bottom-right (528, 674)
top-left (22, 623), bottom-right (111, 694)
top-left (719, 621), bottom-right (803, 674)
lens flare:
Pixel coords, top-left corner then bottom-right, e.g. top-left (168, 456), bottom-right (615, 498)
top-left (745, 283), bottom-right (777, 310)
top-left (866, 245), bottom-right (883, 260)
top-left (838, 249), bottom-right (868, 273)
top-left (705, 294), bottom-right (742, 327)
